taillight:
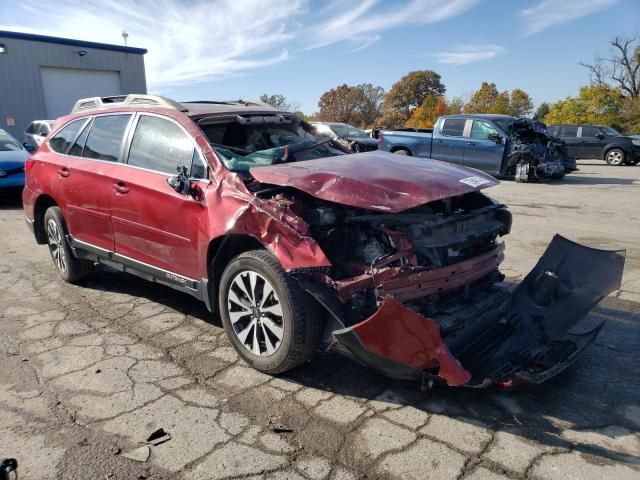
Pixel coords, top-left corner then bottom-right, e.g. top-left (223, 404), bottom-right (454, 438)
top-left (377, 132), bottom-right (382, 149)
top-left (25, 158), bottom-right (35, 173)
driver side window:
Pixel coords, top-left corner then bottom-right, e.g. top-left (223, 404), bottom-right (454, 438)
top-left (127, 115), bottom-right (206, 178)
top-left (470, 120), bottom-right (499, 140)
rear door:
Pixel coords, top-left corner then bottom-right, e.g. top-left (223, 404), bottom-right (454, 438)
top-left (559, 126), bottom-right (580, 158)
top-left (47, 114), bottom-right (131, 251)
top-left (579, 126), bottom-right (605, 159)
top-left (110, 113), bottom-right (208, 280)
top-left (431, 118), bottom-right (466, 165)
top-left (464, 120), bottom-right (504, 174)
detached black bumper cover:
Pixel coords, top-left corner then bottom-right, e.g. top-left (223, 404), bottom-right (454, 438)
top-left (333, 235), bottom-right (625, 388)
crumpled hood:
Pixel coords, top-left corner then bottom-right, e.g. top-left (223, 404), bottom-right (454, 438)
top-left (249, 151), bottom-right (498, 212)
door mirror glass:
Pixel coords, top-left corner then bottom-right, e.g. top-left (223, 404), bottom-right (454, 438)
top-left (596, 132), bottom-right (605, 140)
top-left (487, 132), bottom-right (502, 143)
top-left (167, 166), bottom-right (192, 195)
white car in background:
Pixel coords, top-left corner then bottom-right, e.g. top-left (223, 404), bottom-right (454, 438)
top-left (22, 120), bottom-right (54, 151)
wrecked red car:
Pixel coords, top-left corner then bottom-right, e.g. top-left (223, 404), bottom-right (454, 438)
top-left (23, 95), bottom-right (625, 388)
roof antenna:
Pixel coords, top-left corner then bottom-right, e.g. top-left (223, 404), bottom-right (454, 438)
top-left (121, 30), bottom-right (129, 47)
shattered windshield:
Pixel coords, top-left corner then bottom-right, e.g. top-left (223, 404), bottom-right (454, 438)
top-left (602, 127), bottom-right (622, 137)
top-left (201, 116), bottom-right (343, 173)
top-left (331, 124), bottom-right (368, 138)
top-left (0, 131), bottom-right (23, 152)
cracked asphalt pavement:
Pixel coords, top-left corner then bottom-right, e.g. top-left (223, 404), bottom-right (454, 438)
top-left (1, 161), bottom-right (639, 479)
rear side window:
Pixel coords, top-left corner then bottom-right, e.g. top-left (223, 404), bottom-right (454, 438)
top-left (561, 126), bottom-right (578, 137)
top-left (127, 115), bottom-right (196, 175)
top-left (82, 115), bottom-right (131, 162)
top-left (37, 123), bottom-right (50, 136)
top-left (441, 119), bottom-right (466, 137)
top-left (49, 119), bottom-right (86, 154)
top-left (581, 126), bottom-right (599, 137)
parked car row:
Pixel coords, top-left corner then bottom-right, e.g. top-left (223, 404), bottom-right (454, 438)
top-left (22, 94), bottom-right (625, 389)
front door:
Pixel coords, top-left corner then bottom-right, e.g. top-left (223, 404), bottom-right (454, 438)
top-left (579, 126), bottom-right (605, 159)
top-left (464, 120), bottom-right (504, 174)
top-left (110, 113), bottom-right (208, 280)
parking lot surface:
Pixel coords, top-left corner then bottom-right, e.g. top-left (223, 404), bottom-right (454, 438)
top-left (1, 161), bottom-right (639, 480)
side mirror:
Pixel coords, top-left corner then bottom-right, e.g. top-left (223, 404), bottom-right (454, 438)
top-left (24, 143), bottom-right (36, 152)
top-left (167, 166), bottom-right (191, 195)
top-left (596, 132), bottom-right (605, 140)
top-left (488, 132), bottom-right (502, 144)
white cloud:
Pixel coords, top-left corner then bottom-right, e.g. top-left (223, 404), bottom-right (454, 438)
top-left (435, 44), bottom-right (505, 65)
top-left (0, 0), bottom-right (481, 87)
top-left (0, 0), bottom-right (305, 88)
top-left (304, 0), bottom-right (480, 50)
top-left (521, 0), bottom-right (620, 35)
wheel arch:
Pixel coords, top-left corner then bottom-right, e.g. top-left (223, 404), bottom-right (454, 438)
top-left (33, 194), bottom-right (59, 244)
top-left (206, 233), bottom-right (267, 311)
top-left (602, 144), bottom-right (628, 160)
top-left (390, 145), bottom-right (412, 155)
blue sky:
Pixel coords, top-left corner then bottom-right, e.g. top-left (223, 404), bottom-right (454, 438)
top-left (1, 0), bottom-right (638, 113)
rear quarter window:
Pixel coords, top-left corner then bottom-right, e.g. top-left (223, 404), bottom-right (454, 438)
top-left (49, 119), bottom-right (86, 154)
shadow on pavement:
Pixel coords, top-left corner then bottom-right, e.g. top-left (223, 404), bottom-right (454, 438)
top-left (75, 265), bottom-right (640, 467)
top-left (0, 189), bottom-right (23, 210)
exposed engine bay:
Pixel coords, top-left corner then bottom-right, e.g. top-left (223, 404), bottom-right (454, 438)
top-left (252, 182), bottom-right (624, 389)
top-left (504, 118), bottom-right (577, 182)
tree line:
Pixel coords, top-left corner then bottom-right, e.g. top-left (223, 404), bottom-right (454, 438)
top-left (260, 35), bottom-right (639, 134)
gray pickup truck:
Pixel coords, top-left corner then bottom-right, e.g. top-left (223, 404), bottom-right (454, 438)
top-left (379, 114), bottom-right (576, 182)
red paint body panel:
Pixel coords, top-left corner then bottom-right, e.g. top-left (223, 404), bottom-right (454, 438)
top-left (250, 151), bottom-right (498, 213)
top-left (350, 297), bottom-right (472, 386)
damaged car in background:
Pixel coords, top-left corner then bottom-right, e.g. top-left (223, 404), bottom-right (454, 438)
top-left (310, 122), bottom-right (378, 153)
top-left (379, 114), bottom-right (577, 183)
top-left (24, 95), bottom-right (624, 391)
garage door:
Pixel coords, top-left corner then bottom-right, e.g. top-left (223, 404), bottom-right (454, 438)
top-left (40, 67), bottom-right (121, 119)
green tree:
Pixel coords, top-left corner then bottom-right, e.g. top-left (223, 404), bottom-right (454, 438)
top-left (316, 83), bottom-right (384, 127)
top-left (384, 70), bottom-right (446, 115)
top-left (444, 96), bottom-right (464, 115)
top-left (464, 82), bottom-right (511, 114)
top-left (533, 102), bottom-right (550, 122)
top-left (544, 84), bottom-right (624, 127)
top-left (620, 97), bottom-right (640, 134)
top-left (405, 95), bottom-right (448, 128)
top-left (509, 89), bottom-right (534, 117)
top-left (259, 94), bottom-right (300, 112)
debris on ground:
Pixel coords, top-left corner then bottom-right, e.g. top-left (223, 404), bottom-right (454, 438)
top-left (121, 445), bottom-right (150, 463)
top-left (145, 428), bottom-right (171, 446)
top-left (269, 417), bottom-right (293, 433)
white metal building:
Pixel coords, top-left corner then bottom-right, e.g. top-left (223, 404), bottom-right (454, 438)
top-left (0, 30), bottom-right (147, 138)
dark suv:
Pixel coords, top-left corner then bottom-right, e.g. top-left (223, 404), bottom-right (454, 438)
top-left (22, 94), bottom-right (624, 389)
top-left (547, 124), bottom-right (640, 166)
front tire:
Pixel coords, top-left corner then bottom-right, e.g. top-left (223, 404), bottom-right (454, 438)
top-left (44, 207), bottom-right (94, 283)
top-left (218, 249), bottom-right (322, 374)
top-left (605, 148), bottom-right (625, 166)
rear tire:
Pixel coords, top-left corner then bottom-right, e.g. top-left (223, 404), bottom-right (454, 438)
top-left (393, 149), bottom-right (410, 156)
top-left (605, 148), bottom-right (625, 166)
top-left (44, 207), bottom-right (94, 283)
top-left (218, 249), bottom-right (322, 374)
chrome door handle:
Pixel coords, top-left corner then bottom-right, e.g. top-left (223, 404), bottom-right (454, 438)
top-left (57, 167), bottom-right (70, 178)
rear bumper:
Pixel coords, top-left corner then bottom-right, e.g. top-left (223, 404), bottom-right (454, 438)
top-left (327, 235), bottom-right (625, 389)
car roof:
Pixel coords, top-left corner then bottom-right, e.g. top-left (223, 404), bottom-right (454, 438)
top-left (182, 100), bottom-right (291, 118)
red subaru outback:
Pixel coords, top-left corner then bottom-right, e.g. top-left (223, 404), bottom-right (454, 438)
top-left (23, 95), bottom-right (625, 388)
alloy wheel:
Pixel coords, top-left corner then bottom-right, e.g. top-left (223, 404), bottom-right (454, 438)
top-left (227, 270), bottom-right (284, 356)
top-left (607, 150), bottom-right (623, 165)
top-left (46, 218), bottom-right (67, 272)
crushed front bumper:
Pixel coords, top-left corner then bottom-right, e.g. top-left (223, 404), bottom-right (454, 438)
top-left (328, 235), bottom-right (625, 388)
